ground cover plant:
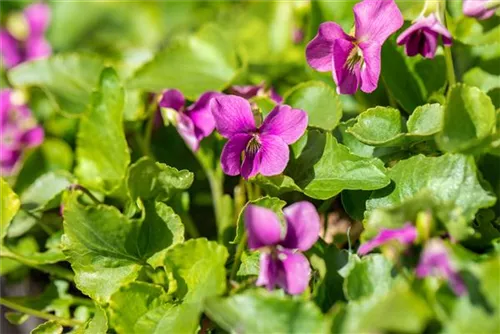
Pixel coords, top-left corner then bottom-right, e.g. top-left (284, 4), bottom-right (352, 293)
top-left (1, 0), bottom-right (499, 333)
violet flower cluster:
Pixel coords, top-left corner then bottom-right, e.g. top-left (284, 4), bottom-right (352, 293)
top-left (0, 3), bottom-right (51, 69)
top-left (358, 224), bottom-right (467, 296)
top-left (245, 201), bottom-right (320, 295)
top-left (210, 95), bottom-right (307, 179)
top-left (1, 89), bottom-right (44, 175)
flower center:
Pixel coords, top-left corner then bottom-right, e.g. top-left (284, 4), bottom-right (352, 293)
top-left (345, 45), bottom-right (364, 72)
top-left (246, 133), bottom-right (261, 155)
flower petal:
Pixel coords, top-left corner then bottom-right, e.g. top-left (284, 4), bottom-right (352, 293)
top-left (230, 84), bottom-right (264, 100)
top-left (159, 89), bottom-right (185, 111)
top-left (277, 249), bottom-right (311, 295)
top-left (244, 204), bottom-right (282, 250)
top-left (211, 95), bottom-right (256, 138)
top-left (306, 22), bottom-right (351, 72)
top-left (353, 0), bottom-right (403, 44)
top-left (416, 240), bottom-right (467, 296)
top-left (463, 0), bottom-right (498, 20)
top-left (25, 36), bottom-right (51, 61)
top-left (256, 252), bottom-right (277, 290)
top-left (241, 149), bottom-right (260, 180)
top-left (220, 133), bottom-right (252, 176)
top-left (24, 3), bottom-right (51, 36)
top-left (0, 148), bottom-right (21, 175)
top-left (177, 113), bottom-right (201, 151)
top-left (255, 135), bottom-right (289, 177)
top-left (332, 39), bottom-right (360, 95)
top-left (0, 31), bottom-right (21, 69)
top-left (269, 88), bottom-right (283, 104)
top-left (260, 105), bottom-right (308, 144)
top-left (359, 41), bottom-right (382, 93)
top-left (0, 89), bottom-right (12, 126)
top-left (281, 201), bottom-right (320, 251)
top-left (358, 223), bottom-right (417, 255)
top-left (21, 126), bottom-right (44, 148)
top-left (186, 91), bottom-right (220, 138)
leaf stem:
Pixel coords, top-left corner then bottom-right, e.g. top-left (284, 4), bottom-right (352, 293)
top-left (443, 46), bottom-right (456, 87)
top-left (0, 297), bottom-right (82, 327)
top-left (229, 232), bottom-right (248, 281)
top-left (70, 185), bottom-right (101, 205)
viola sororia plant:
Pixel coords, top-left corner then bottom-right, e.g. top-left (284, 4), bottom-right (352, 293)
top-left (0, 0), bottom-right (499, 333)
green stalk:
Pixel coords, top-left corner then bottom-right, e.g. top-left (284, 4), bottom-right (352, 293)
top-left (229, 232), bottom-right (248, 281)
top-left (0, 297), bottom-right (82, 327)
top-left (443, 45), bottom-right (456, 87)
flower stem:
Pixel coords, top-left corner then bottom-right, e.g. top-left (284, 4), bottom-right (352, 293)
top-left (229, 232), bottom-right (248, 281)
top-left (0, 297), bottom-right (82, 327)
top-left (70, 185), bottom-right (101, 205)
top-left (443, 45), bottom-right (456, 87)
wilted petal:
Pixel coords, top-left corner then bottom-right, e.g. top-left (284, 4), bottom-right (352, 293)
top-left (0, 31), bottom-right (21, 68)
top-left (358, 223), bottom-right (417, 255)
top-left (277, 249), bottom-right (311, 295)
top-left (24, 3), bottom-right (51, 36)
top-left (359, 41), bottom-right (382, 93)
top-left (463, 0), bottom-right (498, 20)
top-left (245, 204), bottom-right (282, 249)
top-left (21, 126), bottom-right (44, 148)
top-left (186, 91), bottom-right (220, 138)
top-left (333, 39), bottom-right (360, 95)
top-left (25, 36), bottom-right (51, 61)
top-left (177, 113), bottom-right (201, 151)
top-left (306, 22), bottom-right (352, 72)
top-left (281, 201), bottom-right (320, 251)
top-left (353, 0), bottom-right (404, 44)
top-left (260, 105), bottom-right (308, 144)
top-left (255, 134), bottom-right (289, 177)
top-left (416, 240), bottom-right (467, 296)
top-left (159, 89), bottom-right (185, 111)
top-left (220, 133), bottom-right (251, 176)
top-left (211, 95), bottom-right (256, 138)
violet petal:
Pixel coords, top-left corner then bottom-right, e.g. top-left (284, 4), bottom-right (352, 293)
top-left (358, 223), bottom-right (417, 255)
top-left (245, 204), bottom-right (282, 250)
top-left (353, 0), bottom-right (404, 45)
top-left (306, 21), bottom-right (351, 72)
top-left (281, 201), bottom-right (320, 251)
top-left (260, 104), bottom-right (308, 144)
top-left (220, 133), bottom-right (252, 176)
top-left (211, 95), bottom-right (256, 138)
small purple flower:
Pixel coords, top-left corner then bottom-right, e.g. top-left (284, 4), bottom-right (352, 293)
top-left (397, 1), bottom-right (452, 59)
top-left (358, 223), bottom-right (418, 255)
top-left (0, 3), bottom-right (51, 69)
top-left (416, 239), bottom-right (467, 296)
top-left (306, 0), bottom-right (403, 94)
top-left (293, 27), bottom-right (305, 45)
top-left (210, 95), bottom-right (307, 180)
top-left (1, 89), bottom-right (44, 175)
top-left (245, 201), bottom-right (321, 294)
top-left (159, 89), bottom-right (221, 152)
top-left (463, 0), bottom-right (499, 20)
top-left (230, 84), bottom-right (283, 104)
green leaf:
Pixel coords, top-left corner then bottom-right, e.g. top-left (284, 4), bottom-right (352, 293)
top-left (367, 154), bottom-right (496, 222)
top-left (237, 251), bottom-right (261, 277)
top-left (31, 321), bottom-right (63, 334)
top-left (253, 174), bottom-right (301, 197)
top-left (437, 84), bottom-right (496, 153)
top-left (5, 312), bottom-right (29, 325)
top-left (7, 54), bottom-right (105, 115)
top-left (286, 130), bottom-right (390, 199)
top-left (126, 157), bottom-right (193, 202)
top-left (75, 67), bottom-right (130, 194)
top-left (381, 39), bottom-right (425, 113)
top-left (233, 196), bottom-right (286, 244)
top-left (79, 304), bottom-right (108, 334)
top-left (20, 172), bottom-right (73, 212)
top-left (337, 120), bottom-right (375, 158)
top-left (128, 25), bottom-right (242, 99)
top-left (342, 254), bottom-right (393, 301)
top-left (205, 290), bottom-right (328, 334)
top-left (406, 103), bottom-right (443, 137)
top-left (284, 81), bottom-right (343, 131)
top-left (451, 16), bottom-right (500, 46)
top-left (463, 67), bottom-right (500, 92)
top-left (1, 178), bottom-right (20, 242)
top-left (62, 191), bottom-right (183, 302)
top-left (346, 107), bottom-right (405, 146)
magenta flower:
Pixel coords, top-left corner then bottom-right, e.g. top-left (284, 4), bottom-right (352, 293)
top-left (397, 1), bottom-right (452, 59)
top-left (159, 89), bottom-right (221, 151)
top-left (210, 95), bottom-right (307, 180)
top-left (230, 83), bottom-right (283, 104)
top-left (0, 3), bottom-right (51, 69)
top-left (463, 0), bottom-right (499, 20)
top-left (1, 89), bottom-right (44, 175)
top-left (358, 223), bottom-right (418, 255)
top-left (416, 239), bottom-right (467, 296)
top-left (245, 201), bottom-right (320, 294)
top-left (306, 0), bottom-right (403, 94)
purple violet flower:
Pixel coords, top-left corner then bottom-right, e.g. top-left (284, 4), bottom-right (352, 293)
top-left (245, 201), bottom-right (321, 294)
top-left (230, 83), bottom-right (283, 104)
top-left (463, 0), bottom-right (499, 20)
top-left (306, 0), bottom-right (403, 94)
top-left (159, 89), bottom-right (221, 152)
top-left (0, 3), bottom-right (51, 69)
top-left (1, 89), bottom-right (44, 175)
top-left (397, 1), bottom-right (452, 59)
top-left (416, 239), bottom-right (467, 296)
top-left (358, 223), bottom-right (418, 255)
top-left (210, 95), bottom-right (307, 180)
